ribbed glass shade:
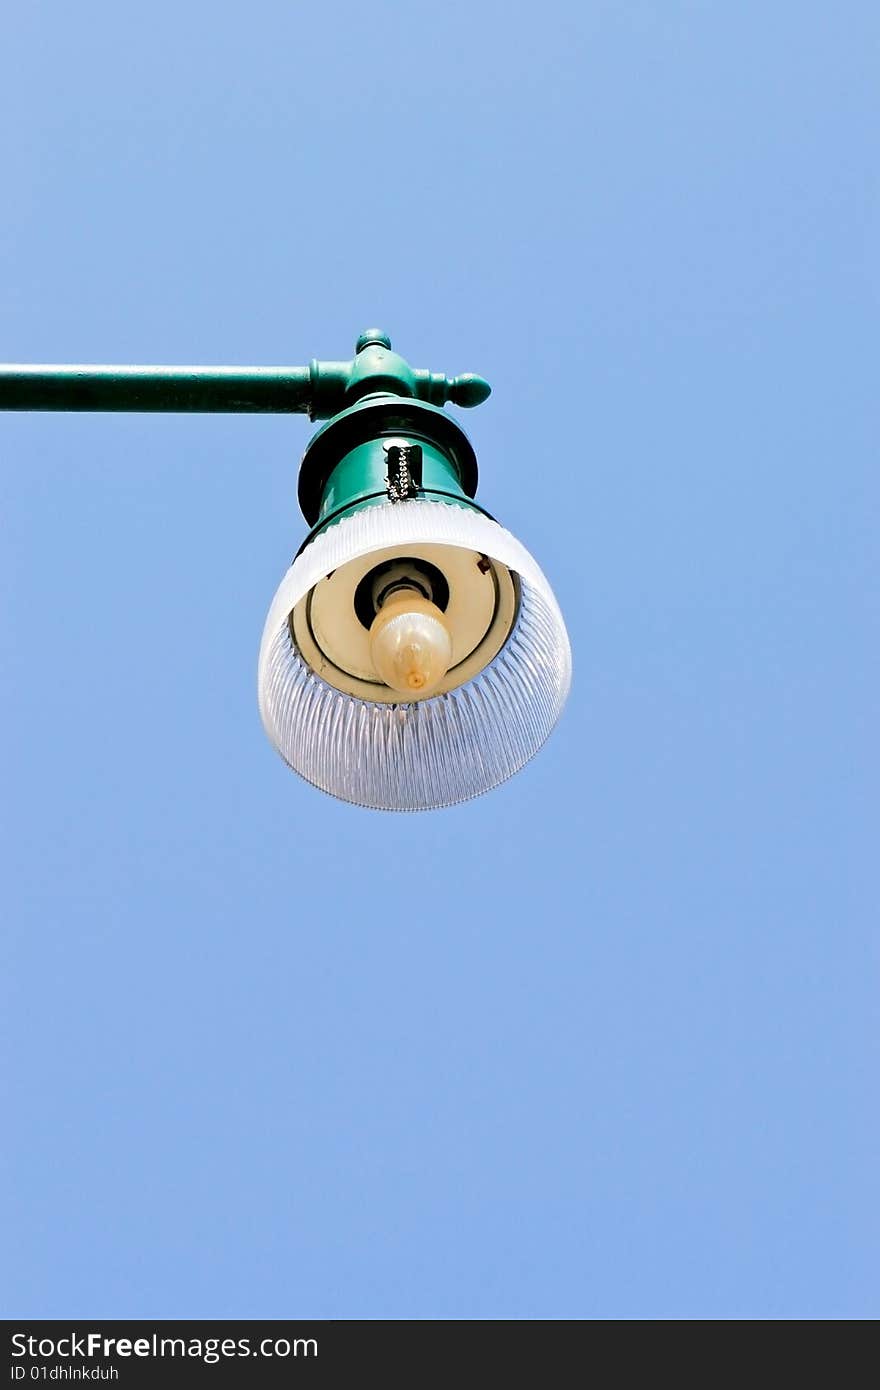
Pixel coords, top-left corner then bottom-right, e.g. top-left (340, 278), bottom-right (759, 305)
top-left (258, 501), bottom-right (571, 810)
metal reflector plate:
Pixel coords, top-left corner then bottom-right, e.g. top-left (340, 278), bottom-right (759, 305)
top-left (293, 540), bottom-right (517, 701)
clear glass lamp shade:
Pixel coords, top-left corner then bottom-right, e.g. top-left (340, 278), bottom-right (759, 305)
top-left (258, 500), bottom-right (571, 810)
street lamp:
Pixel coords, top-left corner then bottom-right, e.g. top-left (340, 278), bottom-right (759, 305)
top-left (1, 332), bottom-right (571, 809)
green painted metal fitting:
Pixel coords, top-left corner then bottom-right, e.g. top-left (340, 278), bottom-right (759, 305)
top-left (297, 392), bottom-right (484, 539)
top-left (315, 435), bottom-right (474, 533)
top-left (307, 331), bottom-right (491, 421)
top-left (345, 340), bottom-right (417, 404)
top-left (299, 331), bottom-right (492, 533)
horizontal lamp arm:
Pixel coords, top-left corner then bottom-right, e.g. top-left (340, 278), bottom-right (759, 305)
top-left (0, 336), bottom-right (490, 419)
top-left (0, 364), bottom-right (314, 414)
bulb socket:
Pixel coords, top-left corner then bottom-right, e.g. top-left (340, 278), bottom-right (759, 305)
top-left (353, 557), bottom-right (450, 631)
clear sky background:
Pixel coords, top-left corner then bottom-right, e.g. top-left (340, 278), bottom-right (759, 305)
top-left (1, 2), bottom-right (876, 1320)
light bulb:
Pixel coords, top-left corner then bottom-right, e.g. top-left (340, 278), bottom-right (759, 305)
top-left (369, 590), bottom-right (453, 696)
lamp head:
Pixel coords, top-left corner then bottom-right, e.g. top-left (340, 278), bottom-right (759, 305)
top-left (258, 333), bottom-right (571, 810)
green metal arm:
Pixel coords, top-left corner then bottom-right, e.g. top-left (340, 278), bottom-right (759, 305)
top-left (0, 364), bottom-right (313, 414)
top-left (0, 331), bottom-right (491, 421)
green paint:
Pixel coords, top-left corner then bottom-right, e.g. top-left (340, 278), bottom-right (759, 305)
top-left (312, 435), bottom-right (477, 536)
top-left (0, 331), bottom-right (490, 420)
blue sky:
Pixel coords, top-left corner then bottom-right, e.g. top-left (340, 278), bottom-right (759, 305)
top-left (1, 1), bottom-right (877, 1318)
